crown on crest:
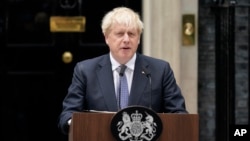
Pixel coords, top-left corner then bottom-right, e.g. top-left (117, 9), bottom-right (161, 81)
top-left (131, 110), bottom-right (143, 122)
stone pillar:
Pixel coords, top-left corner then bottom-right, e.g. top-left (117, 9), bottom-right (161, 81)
top-left (142, 0), bottom-right (198, 113)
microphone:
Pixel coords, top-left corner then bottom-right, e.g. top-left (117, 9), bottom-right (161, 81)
top-left (142, 67), bottom-right (152, 109)
top-left (119, 65), bottom-right (127, 76)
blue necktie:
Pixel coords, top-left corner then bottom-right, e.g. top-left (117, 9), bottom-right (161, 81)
top-left (118, 65), bottom-right (129, 109)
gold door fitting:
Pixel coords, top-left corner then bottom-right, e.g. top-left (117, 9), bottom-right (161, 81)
top-left (182, 14), bottom-right (195, 46)
top-left (62, 51), bottom-right (73, 64)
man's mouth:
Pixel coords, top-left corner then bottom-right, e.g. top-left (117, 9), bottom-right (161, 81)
top-left (121, 47), bottom-right (130, 50)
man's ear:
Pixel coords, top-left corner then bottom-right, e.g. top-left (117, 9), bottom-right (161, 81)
top-left (104, 34), bottom-right (109, 44)
top-left (105, 39), bottom-right (109, 45)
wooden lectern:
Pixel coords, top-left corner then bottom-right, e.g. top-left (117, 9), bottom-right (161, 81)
top-left (69, 112), bottom-right (199, 141)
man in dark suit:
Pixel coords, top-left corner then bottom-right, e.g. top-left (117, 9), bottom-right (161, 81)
top-left (58, 6), bottom-right (188, 135)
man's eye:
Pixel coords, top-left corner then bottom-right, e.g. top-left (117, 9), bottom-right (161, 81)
top-left (116, 33), bottom-right (124, 36)
top-left (128, 33), bottom-right (136, 37)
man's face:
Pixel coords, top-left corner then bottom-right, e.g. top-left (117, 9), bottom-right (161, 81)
top-left (105, 23), bottom-right (140, 64)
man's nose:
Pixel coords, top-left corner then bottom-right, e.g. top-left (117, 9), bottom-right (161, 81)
top-left (123, 34), bottom-right (129, 41)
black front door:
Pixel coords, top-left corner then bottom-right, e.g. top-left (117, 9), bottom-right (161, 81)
top-left (1, 0), bottom-right (141, 141)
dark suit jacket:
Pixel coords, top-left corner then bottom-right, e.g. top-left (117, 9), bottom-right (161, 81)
top-left (58, 53), bottom-right (188, 134)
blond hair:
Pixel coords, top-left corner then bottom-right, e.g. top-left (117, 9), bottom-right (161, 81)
top-left (101, 7), bottom-right (144, 36)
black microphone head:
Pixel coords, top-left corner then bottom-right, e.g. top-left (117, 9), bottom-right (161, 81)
top-left (142, 67), bottom-right (151, 77)
top-left (119, 65), bottom-right (127, 76)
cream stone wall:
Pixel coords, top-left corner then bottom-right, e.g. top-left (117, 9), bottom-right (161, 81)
top-left (142, 0), bottom-right (198, 113)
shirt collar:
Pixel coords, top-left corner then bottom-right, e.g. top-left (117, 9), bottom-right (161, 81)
top-left (110, 53), bottom-right (136, 71)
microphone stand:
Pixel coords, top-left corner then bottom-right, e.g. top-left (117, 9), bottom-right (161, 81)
top-left (142, 67), bottom-right (152, 109)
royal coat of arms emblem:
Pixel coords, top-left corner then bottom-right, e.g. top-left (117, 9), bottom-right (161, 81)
top-left (111, 106), bottom-right (162, 141)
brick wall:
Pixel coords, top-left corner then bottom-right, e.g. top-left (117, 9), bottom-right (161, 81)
top-left (198, 0), bottom-right (249, 141)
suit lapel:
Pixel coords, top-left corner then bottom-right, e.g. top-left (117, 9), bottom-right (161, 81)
top-left (129, 55), bottom-right (149, 105)
top-left (96, 55), bottom-right (118, 111)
